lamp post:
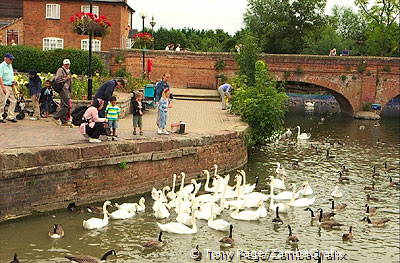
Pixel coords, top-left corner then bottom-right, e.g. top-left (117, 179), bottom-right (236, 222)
top-left (149, 16), bottom-right (156, 50)
top-left (140, 12), bottom-right (146, 75)
top-left (87, 0), bottom-right (93, 100)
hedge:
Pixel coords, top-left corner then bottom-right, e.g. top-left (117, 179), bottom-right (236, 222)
top-left (0, 45), bottom-right (104, 75)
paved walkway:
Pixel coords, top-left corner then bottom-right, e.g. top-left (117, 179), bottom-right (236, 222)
top-left (0, 98), bottom-right (246, 150)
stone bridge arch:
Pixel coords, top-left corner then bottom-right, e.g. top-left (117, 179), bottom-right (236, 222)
top-left (272, 73), bottom-right (355, 115)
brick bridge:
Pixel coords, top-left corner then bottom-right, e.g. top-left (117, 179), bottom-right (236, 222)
top-left (107, 50), bottom-right (400, 115)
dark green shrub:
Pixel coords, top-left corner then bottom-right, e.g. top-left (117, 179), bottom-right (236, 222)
top-left (295, 67), bottom-right (304, 75)
top-left (214, 59), bottom-right (226, 71)
top-left (340, 75), bottom-right (347, 82)
top-left (283, 71), bottom-right (291, 80)
top-left (0, 45), bottom-right (104, 75)
top-left (114, 68), bottom-right (131, 78)
top-left (357, 63), bottom-right (366, 73)
top-left (235, 33), bottom-right (261, 86)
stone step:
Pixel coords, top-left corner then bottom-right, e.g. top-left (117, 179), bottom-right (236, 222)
top-left (174, 96), bottom-right (220, 102)
top-left (173, 94), bottom-right (219, 99)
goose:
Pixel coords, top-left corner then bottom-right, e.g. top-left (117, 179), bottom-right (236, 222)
top-left (10, 254), bottom-right (20, 263)
top-left (67, 202), bottom-right (85, 213)
top-left (342, 226), bottom-right (353, 241)
top-left (384, 161), bottom-right (396, 172)
top-left (154, 201), bottom-right (170, 219)
top-left (287, 225), bottom-right (299, 243)
top-left (326, 149), bottom-right (335, 159)
top-left (330, 199), bottom-right (347, 211)
top-left (272, 206), bottom-right (283, 224)
top-left (389, 177), bottom-right (400, 187)
top-left (372, 166), bottom-right (380, 177)
top-left (296, 126), bottom-right (311, 140)
top-left (192, 245), bottom-right (202, 261)
top-left (143, 231), bottom-right (163, 249)
top-left (207, 205), bottom-right (230, 231)
top-left (65, 250), bottom-right (116, 263)
top-left (317, 209), bottom-right (343, 229)
top-left (219, 225), bottom-right (234, 247)
top-left (291, 160), bottom-right (300, 168)
top-left (299, 181), bottom-right (313, 196)
top-left (230, 202), bottom-right (263, 221)
top-left (366, 194), bottom-right (379, 202)
top-left (254, 176), bottom-right (264, 192)
top-left (157, 201), bottom-right (197, 234)
top-left (48, 224), bottom-right (64, 239)
top-left (361, 216), bottom-right (390, 227)
top-left (269, 176), bottom-right (285, 190)
top-left (269, 196), bottom-right (289, 213)
top-left (275, 162), bottom-right (287, 176)
top-left (365, 204), bottom-right (377, 216)
top-left (338, 172), bottom-right (350, 183)
top-left (305, 208), bottom-right (335, 221)
top-left (110, 205), bottom-right (137, 220)
top-left (166, 174), bottom-right (177, 200)
top-left (331, 186), bottom-right (343, 198)
top-left (341, 165), bottom-right (349, 173)
top-left (364, 181), bottom-right (375, 191)
top-left (83, 200), bottom-right (111, 230)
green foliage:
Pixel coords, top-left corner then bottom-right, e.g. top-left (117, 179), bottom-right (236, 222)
top-left (216, 74), bottom-right (228, 83)
top-left (114, 68), bottom-right (131, 78)
top-left (340, 75), bottom-right (347, 82)
top-left (115, 54), bottom-right (125, 64)
top-left (0, 45), bottom-right (104, 74)
top-left (283, 71), bottom-right (291, 80)
top-left (235, 33), bottom-right (261, 86)
top-left (231, 61), bottom-right (288, 145)
top-left (362, 102), bottom-right (373, 111)
top-left (357, 63), bottom-right (367, 73)
top-left (214, 60), bottom-right (226, 71)
top-left (117, 161), bottom-right (128, 169)
top-left (294, 67), bottom-right (304, 75)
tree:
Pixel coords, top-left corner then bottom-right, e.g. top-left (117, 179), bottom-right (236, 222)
top-left (244, 0), bottom-right (327, 54)
top-left (355, 0), bottom-right (400, 56)
top-left (235, 33), bottom-right (261, 85)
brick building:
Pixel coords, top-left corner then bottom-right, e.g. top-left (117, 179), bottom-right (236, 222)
top-left (0, 0), bottom-right (23, 45)
top-left (0, 0), bottom-right (135, 51)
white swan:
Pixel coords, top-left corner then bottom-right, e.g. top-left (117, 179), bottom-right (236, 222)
top-left (115, 197), bottom-right (145, 212)
top-left (83, 201), bottom-right (111, 230)
top-left (331, 186), bottom-right (343, 198)
top-left (230, 202), bottom-right (263, 221)
top-left (275, 162), bottom-right (287, 176)
top-left (166, 174), bottom-right (177, 200)
top-left (296, 126), bottom-right (311, 140)
top-left (203, 170), bottom-right (218, 192)
top-left (176, 196), bottom-right (193, 226)
top-left (258, 201), bottom-right (267, 217)
top-left (136, 197), bottom-right (146, 212)
top-left (299, 182), bottom-right (313, 196)
top-left (273, 183), bottom-right (299, 200)
top-left (110, 205), bottom-right (137, 220)
top-left (154, 201), bottom-right (170, 219)
top-left (239, 170), bottom-right (256, 194)
top-left (207, 206), bottom-right (230, 231)
top-left (289, 194), bottom-right (316, 207)
top-left (270, 176), bottom-right (285, 190)
top-left (269, 196), bottom-right (289, 213)
top-left (151, 187), bottom-right (160, 201)
top-left (157, 202), bottom-right (197, 234)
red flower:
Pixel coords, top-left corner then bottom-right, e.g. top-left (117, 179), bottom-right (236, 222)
top-left (69, 16), bottom-right (75, 22)
top-left (105, 21), bottom-right (111, 27)
top-left (99, 15), bottom-right (106, 19)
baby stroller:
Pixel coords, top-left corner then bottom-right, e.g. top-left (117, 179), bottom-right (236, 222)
top-left (1, 84), bottom-right (33, 120)
top-left (39, 86), bottom-right (58, 117)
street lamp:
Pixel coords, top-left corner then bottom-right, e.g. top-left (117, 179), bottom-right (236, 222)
top-left (140, 12), bottom-right (146, 75)
top-left (149, 16), bottom-right (156, 49)
top-left (87, 0), bottom-right (93, 100)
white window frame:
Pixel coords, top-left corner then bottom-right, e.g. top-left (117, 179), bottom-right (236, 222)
top-left (81, 5), bottom-right (99, 17)
top-left (81, 39), bottom-right (101, 52)
top-left (45, 4), bottom-right (60, 19)
top-left (126, 38), bottom-right (133, 48)
top-left (43, 37), bottom-right (64, 50)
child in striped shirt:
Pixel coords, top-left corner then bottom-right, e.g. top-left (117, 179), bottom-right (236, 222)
top-left (105, 96), bottom-right (121, 141)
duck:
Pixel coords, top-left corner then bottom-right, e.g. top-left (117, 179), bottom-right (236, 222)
top-left (192, 245), bottom-right (202, 261)
top-left (157, 201), bottom-right (197, 234)
top-left (331, 186), bottom-right (343, 198)
top-left (275, 162), bottom-right (287, 176)
top-left (364, 181), bottom-right (375, 191)
top-left (48, 224), bottom-right (65, 238)
top-left (272, 206), bottom-right (283, 225)
top-left (338, 171), bottom-right (350, 183)
top-left (342, 226), bottom-right (353, 241)
top-left (296, 126), bottom-right (311, 140)
top-left (366, 194), bottom-right (379, 202)
top-left (166, 174), bottom-right (177, 200)
top-left (361, 216), bottom-right (390, 227)
top-left (389, 177), bottom-right (400, 187)
top-left (365, 204), bottom-right (378, 216)
top-left (305, 208), bottom-right (335, 221)
top-left (110, 205), bottom-right (137, 220)
top-left (82, 200), bottom-right (112, 230)
top-left (143, 231), bottom-right (163, 249)
top-left (287, 225), bottom-right (299, 243)
top-left (317, 209), bottom-right (343, 229)
top-left (10, 253), bottom-right (20, 263)
top-left (298, 181), bottom-right (313, 196)
top-left (219, 225), bottom-right (234, 247)
top-left (65, 250), bottom-right (117, 263)
top-left (330, 199), bottom-right (347, 211)
top-left (67, 202), bottom-right (85, 213)
top-left (269, 176), bottom-right (285, 190)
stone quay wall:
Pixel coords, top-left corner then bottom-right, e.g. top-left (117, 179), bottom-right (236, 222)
top-left (0, 129), bottom-right (247, 221)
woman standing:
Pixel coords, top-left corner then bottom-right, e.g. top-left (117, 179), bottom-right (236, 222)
top-left (27, 70), bottom-right (42, 120)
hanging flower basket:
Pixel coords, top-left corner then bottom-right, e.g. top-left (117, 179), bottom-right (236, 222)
top-left (131, 32), bottom-right (154, 49)
top-left (70, 12), bottom-right (111, 37)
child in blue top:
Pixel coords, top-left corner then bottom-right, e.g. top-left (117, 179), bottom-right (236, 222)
top-left (105, 96), bottom-right (121, 140)
top-left (157, 88), bottom-right (171, 135)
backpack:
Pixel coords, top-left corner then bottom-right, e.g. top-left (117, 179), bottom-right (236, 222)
top-left (51, 68), bottom-right (68, 93)
top-left (71, 106), bottom-right (88, 126)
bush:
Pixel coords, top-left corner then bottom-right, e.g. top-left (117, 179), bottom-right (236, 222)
top-left (231, 61), bottom-right (289, 145)
top-left (0, 45), bottom-right (104, 75)
top-left (235, 33), bottom-right (261, 86)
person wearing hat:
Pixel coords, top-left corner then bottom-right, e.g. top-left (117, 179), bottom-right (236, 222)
top-left (53, 58), bottom-right (72, 126)
top-left (0, 53), bottom-right (17, 123)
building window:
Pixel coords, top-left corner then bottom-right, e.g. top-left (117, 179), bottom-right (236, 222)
top-left (81, 5), bottom-right (99, 16)
top-left (46, 4), bottom-right (60, 19)
top-left (43, 37), bottom-right (64, 50)
top-left (81, 39), bottom-right (101, 51)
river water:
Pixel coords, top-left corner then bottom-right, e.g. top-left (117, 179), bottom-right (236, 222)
top-left (0, 114), bottom-right (399, 263)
